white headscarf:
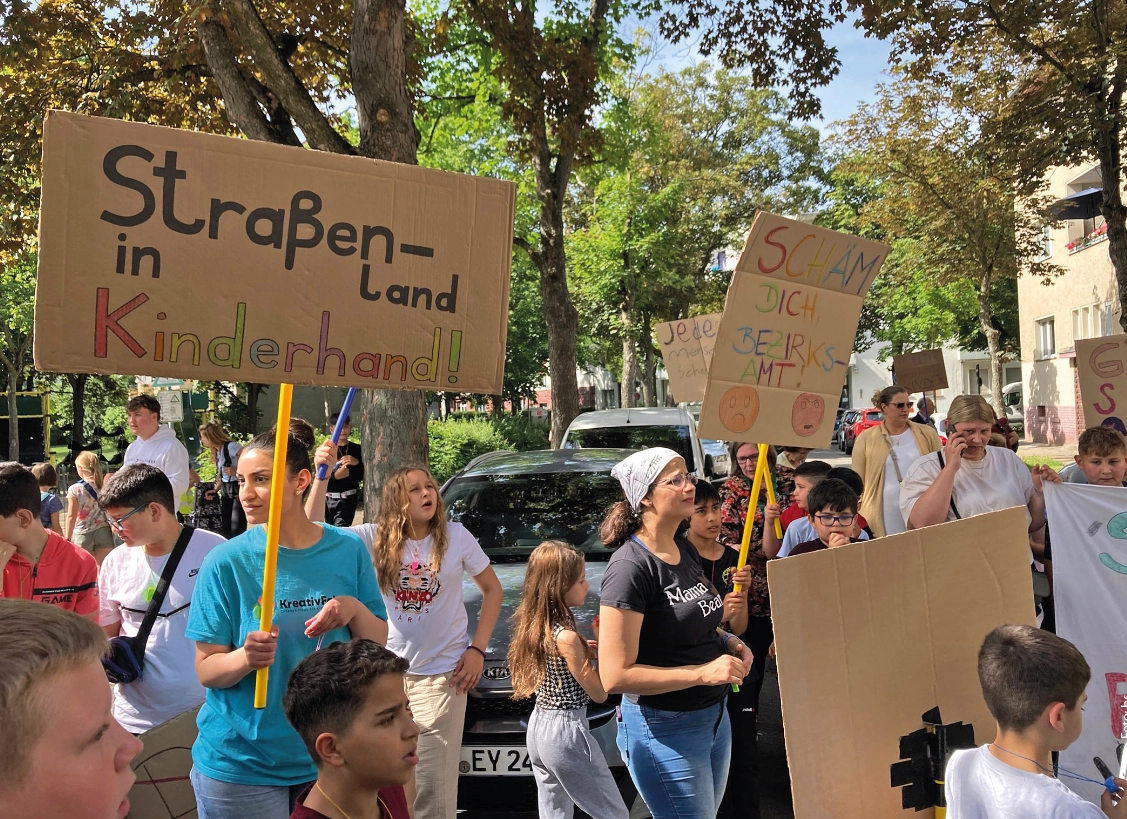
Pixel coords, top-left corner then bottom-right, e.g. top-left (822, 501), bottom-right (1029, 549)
top-left (611, 447), bottom-right (682, 512)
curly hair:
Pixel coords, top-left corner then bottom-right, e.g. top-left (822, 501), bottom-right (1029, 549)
top-left (372, 466), bottom-right (450, 595)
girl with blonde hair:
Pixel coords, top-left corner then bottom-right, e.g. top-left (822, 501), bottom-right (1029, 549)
top-left (64, 451), bottom-right (114, 564)
top-left (508, 541), bottom-right (628, 819)
top-left (900, 395), bottom-right (1056, 537)
top-left (308, 453), bottom-right (503, 819)
top-left (199, 421), bottom-right (245, 537)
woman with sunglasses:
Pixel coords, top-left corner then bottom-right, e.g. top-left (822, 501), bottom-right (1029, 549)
top-left (598, 448), bottom-right (753, 819)
top-left (852, 386), bottom-right (944, 537)
top-left (185, 419), bottom-right (388, 819)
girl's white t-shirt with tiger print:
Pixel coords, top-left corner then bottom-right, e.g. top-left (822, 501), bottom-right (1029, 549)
top-left (351, 521), bottom-right (490, 675)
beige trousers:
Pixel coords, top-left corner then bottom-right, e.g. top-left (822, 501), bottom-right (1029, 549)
top-left (404, 672), bottom-right (468, 819)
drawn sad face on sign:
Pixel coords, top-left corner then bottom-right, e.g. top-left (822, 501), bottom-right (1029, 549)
top-left (791, 393), bottom-right (825, 437)
top-left (718, 386), bottom-right (760, 433)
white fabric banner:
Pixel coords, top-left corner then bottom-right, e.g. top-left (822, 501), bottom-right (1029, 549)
top-left (1044, 482), bottom-right (1127, 804)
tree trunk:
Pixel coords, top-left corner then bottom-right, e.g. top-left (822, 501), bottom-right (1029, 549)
top-left (67, 373), bottom-right (89, 449)
top-left (641, 313), bottom-right (656, 407)
top-left (359, 388), bottom-right (428, 519)
top-left (245, 383), bottom-right (265, 433)
top-left (620, 300), bottom-right (637, 409)
top-left (531, 161), bottom-right (580, 447)
top-left (7, 366), bottom-right (18, 461)
top-left (977, 273), bottom-right (1005, 416)
top-left (490, 395), bottom-right (503, 419)
top-left (1093, 110), bottom-right (1127, 333)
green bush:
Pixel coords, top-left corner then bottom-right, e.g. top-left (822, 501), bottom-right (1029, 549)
top-left (491, 415), bottom-right (550, 451)
top-left (428, 419), bottom-right (511, 484)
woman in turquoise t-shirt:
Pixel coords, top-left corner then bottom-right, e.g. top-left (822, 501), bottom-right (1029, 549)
top-left (186, 420), bottom-right (388, 819)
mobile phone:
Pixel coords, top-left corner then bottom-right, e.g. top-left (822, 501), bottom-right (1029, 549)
top-left (1096, 756), bottom-right (1115, 781)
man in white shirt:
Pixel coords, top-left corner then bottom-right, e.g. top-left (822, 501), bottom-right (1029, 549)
top-left (98, 464), bottom-right (224, 733)
top-left (122, 394), bottom-right (190, 510)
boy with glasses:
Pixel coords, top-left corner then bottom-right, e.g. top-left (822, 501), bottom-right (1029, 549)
top-left (97, 463), bottom-right (225, 733)
top-left (789, 479), bottom-right (864, 556)
top-left (0, 462), bottom-right (98, 617)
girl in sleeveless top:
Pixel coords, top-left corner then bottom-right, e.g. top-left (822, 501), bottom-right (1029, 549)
top-left (508, 541), bottom-right (629, 819)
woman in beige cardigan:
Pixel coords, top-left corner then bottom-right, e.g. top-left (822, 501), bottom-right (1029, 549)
top-left (851, 385), bottom-right (943, 537)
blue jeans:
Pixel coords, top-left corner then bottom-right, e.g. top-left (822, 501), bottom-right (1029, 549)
top-left (190, 768), bottom-right (312, 819)
top-left (616, 698), bottom-right (732, 819)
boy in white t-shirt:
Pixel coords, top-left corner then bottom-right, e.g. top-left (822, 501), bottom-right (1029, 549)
top-left (946, 624), bottom-right (1127, 818)
top-left (98, 464), bottom-right (226, 733)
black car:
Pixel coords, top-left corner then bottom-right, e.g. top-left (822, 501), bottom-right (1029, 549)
top-left (444, 448), bottom-right (644, 814)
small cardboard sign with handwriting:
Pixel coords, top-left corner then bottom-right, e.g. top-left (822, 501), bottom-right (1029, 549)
top-left (1076, 335), bottom-right (1127, 433)
top-left (768, 508), bottom-right (1035, 819)
top-left (892, 349), bottom-right (948, 394)
top-left (126, 706), bottom-right (200, 819)
top-left (654, 313), bottom-right (721, 404)
top-left (34, 111), bottom-right (515, 392)
top-left (697, 212), bottom-right (888, 448)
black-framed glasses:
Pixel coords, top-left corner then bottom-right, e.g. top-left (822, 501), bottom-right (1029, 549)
top-left (107, 503), bottom-right (148, 530)
top-left (887, 402), bottom-right (912, 410)
top-left (736, 455), bottom-right (758, 464)
top-left (814, 513), bottom-right (855, 527)
top-left (656, 472), bottom-right (698, 489)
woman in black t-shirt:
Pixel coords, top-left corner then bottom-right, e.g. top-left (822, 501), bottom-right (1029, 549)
top-left (599, 448), bottom-right (753, 819)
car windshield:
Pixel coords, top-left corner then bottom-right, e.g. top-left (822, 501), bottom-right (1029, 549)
top-left (866, 411), bottom-right (884, 421)
top-left (443, 471), bottom-right (623, 559)
top-left (564, 425), bottom-right (694, 471)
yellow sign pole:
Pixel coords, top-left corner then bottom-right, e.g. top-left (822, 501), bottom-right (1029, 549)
top-left (733, 443), bottom-right (769, 593)
top-left (253, 383), bottom-right (293, 709)
top-left (763, 460), bottom-right (784, 540)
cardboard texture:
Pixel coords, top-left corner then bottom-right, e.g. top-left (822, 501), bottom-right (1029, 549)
top-left (697, 212), bottom-right (888, 449)
top-left (767, 507), bottom-right (1035, 819)
top-left (127, 706), bottom-right (200, 819)
top-left (1076, 335), bottom-right (1127, 432)
top-left (654, 313), bottom-right (721, 403)
top-left (892, 349), bottom-right (948, 394)
top-left (35, 111), bottom-right (515, 391)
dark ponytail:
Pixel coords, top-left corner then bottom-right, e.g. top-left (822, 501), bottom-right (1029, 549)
top-left (241, 417), bottom-right (316, 477)
top-left (600, 500), bottom-right (642, 547)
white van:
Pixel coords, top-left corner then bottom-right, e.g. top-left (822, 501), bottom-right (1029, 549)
top-left (1002, 382), bottom-right (1024, 435)
top-left (561, 407), bottom-right (717, 478)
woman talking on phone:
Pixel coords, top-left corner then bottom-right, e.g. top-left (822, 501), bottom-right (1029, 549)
top-left (899, 395), bottom-right (1055, 537)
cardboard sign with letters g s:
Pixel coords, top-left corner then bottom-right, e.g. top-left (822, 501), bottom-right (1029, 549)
top-left (1077, 335), bottom-right (1127, 432)
top-left (768, 507), bottom-right (1034, 819)
top-left (654, 313), bottom-right (721, 404)
top-left (697, 212), bottom-right (888, 449)
top-left (35, 111), bottom-right (515, 392)
top-left (892, 348), bottom-right (948, 394)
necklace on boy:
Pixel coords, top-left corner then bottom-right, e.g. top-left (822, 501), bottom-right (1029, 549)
top-left (315, 781), bottom-right (389, 819)
top-left (990, 743), bottom-right (1117, 793)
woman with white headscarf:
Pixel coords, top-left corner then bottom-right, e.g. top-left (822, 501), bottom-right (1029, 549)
top-left (598, 448), bottom-right (754, 819)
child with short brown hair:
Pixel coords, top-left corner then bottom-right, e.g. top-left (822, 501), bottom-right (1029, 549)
top-left (946, 625), bottom-right (1127, 817)
top-left (0, 598), bottom-right (143, 819)
top-left (31, 462), bottom-right (63, 534)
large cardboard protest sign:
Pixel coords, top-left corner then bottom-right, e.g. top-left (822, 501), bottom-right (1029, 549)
top-left (654, 313), bottom-right (721, 403)
top-left (126, 706), bottom-right (200, 819)
top-left (1076, 335), bottom-right (1127, 432)
top-left (768, 508), bottom-right (1034, 819)
top-left (892, 348), bottom-right (948, 394)
top-left (697, 212), bottom-right (887, 448)
top-left (35, 111), bottom-right (515, 391)
top-left (1044, 483), bottom-right (1127, 806)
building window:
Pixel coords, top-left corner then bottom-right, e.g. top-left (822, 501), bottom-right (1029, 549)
top-left (1036, 317), bottom-right (1056, 359)
top-left (1073, 303), bottom-right (1112, 341)
top-left (1040, 225), bottom-right (1052, 259)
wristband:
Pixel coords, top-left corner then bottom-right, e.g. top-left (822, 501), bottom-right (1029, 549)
top-left (467, 644), bottom-right (486, 659)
